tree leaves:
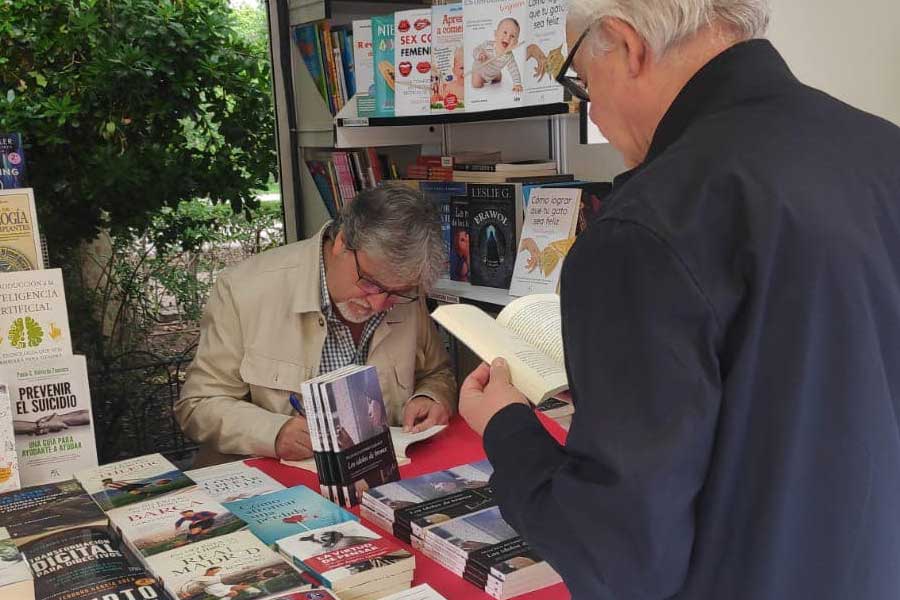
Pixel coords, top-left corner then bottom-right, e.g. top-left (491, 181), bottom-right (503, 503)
top-left (0, 0), bottom-right (277, 260)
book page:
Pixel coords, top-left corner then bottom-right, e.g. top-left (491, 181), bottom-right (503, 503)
top-left (431, 303), bottom-right (567, 405)
top-left (496, 293), bottom-right (564, 366)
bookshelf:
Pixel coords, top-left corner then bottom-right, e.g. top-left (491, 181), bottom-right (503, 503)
top-left (265, 0), bottom-right (600, 242)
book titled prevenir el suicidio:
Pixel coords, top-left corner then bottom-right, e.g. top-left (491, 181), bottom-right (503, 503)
top-left (1, 354), bottom-right (99, 486)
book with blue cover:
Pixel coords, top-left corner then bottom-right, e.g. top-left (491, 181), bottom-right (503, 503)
top-left (372, 15), bottom-right (396, 117)
top-left (420, 182), bottom-right (467, 278)
top-left (294, 23), bottom-right (330, 109)
top-left (225, 485), bottom-right (357, 547)
top-left (0, 133), bottom-right (26, 189)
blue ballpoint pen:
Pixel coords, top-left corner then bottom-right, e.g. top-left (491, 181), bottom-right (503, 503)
top-left (288, 392), bottom-right (305, 417)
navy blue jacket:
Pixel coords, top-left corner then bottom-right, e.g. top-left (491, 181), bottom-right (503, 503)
top-left (483, 40), bottom-right (900, 599)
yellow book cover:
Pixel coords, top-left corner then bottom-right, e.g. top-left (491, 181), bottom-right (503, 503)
top-left (0, 188), bottom-right (43, 271)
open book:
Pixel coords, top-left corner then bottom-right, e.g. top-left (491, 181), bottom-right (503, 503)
top-left (431, 294), bottom-right (566, 405)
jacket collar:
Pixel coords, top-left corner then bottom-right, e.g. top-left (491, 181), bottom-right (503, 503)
top-left (291, 222), bottom-right (331, 314)
top-left (645, 39), bottom-right (798, 164)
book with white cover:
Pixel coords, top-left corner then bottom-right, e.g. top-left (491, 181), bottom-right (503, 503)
top-left (187, 460), bottom-right (285, 503)
top-left (431, 294), bottom-right (566, 405)
top-left (522, 0), bottom-right (567, 105)
top-left (463, 0), bottom-right (528, 111)
top-left (352, 20), bottom-right (376, 117)
top-left (380, 583), bottom-right (448, 600)
top-left (0, 268), bottom-right (71, 365)
top-left (75, 452), bottom-right (194, 511)
top-left (0, 385), bottom-right (19, 493)
top-left (108, 486), bottom-right (245, 559)
top-left (277, 520), bottom-right (414, 591)
top-left (394, 9), bottom-right (433, 116)
top-left (148, 530), bottom-right (308, 600)
top-left (509, 187), bottom-right (579, 296)
top-left (431, 3), bottom-right (465, 113)
top-left (6, 356), bottom-right (97, 487)
top-left (4, 355), bottom-right (98, 486)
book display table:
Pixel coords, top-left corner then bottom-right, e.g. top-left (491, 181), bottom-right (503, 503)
top-left (251, 415), bottom-right (571, 600)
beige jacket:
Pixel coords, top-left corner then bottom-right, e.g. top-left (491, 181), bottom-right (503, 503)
top-left (176, 226), bottom-right (457, 467)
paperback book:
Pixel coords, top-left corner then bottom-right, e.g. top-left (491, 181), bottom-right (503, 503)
top-left (293, 23), bottom-right (329, 108)
top-left (0, 527), bottom-right (32, 599)
top-left (0, 479), bottom-right (106, 546)
top-left (187, 460), bottom-right (285, 503)
top-left (0, 383), bottom-right (20, 494)
top-left (147, 530), bottom-right (309, 600)
top-left (5, 355), bottom-right (99, 486)
top-left (21, 525), bottom-right (167, 600)
top-left (0, 268), bottom-right (70, 365)
top-left (423, 506), bottom-right (561, 599)
top-left (363, 460), bottom-right (493, 523)
top-left (278, 520), bottom-right (414, 595)
top-left (521, 0), bottom-right (567, 105)
top-left (508, 187), bottom-right (580, 296)
top-left (394, 9), bottom-right (432, 116)
top-left (431, 293), bottom-right (566, 405)
top-left (108, 486), bottom-right (245, 559)
top-left (0, 134), bottom-right (26, 190)
top-left (372, 15), bottom-right (396, 117)
top-left (420, 182), bottom-right (467, 279)
top-left (467, 183), bottom-right (523, 289)
top-left (449, 197), bottom-right (470, 282)
top-left (75, 453), bottom-right (195, 512)
top-left (300, 365), bottom-right (400, 507)
top-left (431, 3), bottom-right (465, 113)
top-left (224, 485), bottom-right (357, 547)
top-left (272, 590), bottom-right (341, 600)
top-left (463, 0), bottom-right (528, 111)
top-left (0, 188), bottom-right (42, 271)
top-left (352, 20), bottom-right (376, 116)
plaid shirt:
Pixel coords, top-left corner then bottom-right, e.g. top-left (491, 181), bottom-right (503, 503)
top-left (318, 240), bottom-right (385, 375)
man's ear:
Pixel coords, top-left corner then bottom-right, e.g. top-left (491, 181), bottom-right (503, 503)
top-left (602, 17), bottom-right (648, 78)
top-left (332, 229), bottom-right (346, 255)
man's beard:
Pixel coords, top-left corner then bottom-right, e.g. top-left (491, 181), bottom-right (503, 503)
top-left (335, 298), bottom-right (376, 323)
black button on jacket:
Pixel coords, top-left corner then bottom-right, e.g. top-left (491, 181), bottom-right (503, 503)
top-left (483, 40), bottom-right (900, 600)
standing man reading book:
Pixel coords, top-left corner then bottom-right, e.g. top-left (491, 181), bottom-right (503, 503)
top-left (177, 184), bottom-right (456, 467)
top-left (460, 1), bottom-right (900, 599)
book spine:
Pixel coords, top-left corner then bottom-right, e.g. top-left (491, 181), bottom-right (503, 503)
top-left (366, 147), bottom-right (384, 183)
top-left (331, 30), bottom-right (348, 107)
top-left (453, 163), bottom-right (497, 172)
top-left (331, 152), bottom-right (358, 204)
top-left (319, 22), bottom-right (341, 113)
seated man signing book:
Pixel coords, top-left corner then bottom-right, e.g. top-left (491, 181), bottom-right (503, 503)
top-left (176, 185), bottom-right (456, 467)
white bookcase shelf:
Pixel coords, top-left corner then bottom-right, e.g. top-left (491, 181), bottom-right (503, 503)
top-left (428, 279), bottom-right (516, 308)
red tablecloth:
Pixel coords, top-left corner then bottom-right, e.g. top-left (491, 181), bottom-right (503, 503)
top-left (249, 414), bottom-right (571, 600)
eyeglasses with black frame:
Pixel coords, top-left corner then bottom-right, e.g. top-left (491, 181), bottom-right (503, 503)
top-left (555, 26), bottom-right (592, 102)
top-left (349, 248), bottom-right (419, 304)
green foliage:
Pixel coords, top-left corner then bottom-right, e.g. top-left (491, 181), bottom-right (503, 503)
top-left (0, 0), bottom-right (277, 260)
top-left (70, 199), bottom-right (283, 361)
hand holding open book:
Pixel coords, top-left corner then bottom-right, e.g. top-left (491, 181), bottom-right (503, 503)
top-left (431, 294), bottom-right (567, 405)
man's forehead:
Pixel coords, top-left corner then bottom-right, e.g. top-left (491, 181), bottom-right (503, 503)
top-left (357, 249), bottom-right (415, 288)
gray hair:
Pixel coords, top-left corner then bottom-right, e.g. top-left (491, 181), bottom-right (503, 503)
top-left (326, 183), bottom-right (446, 291)
top-left (568, 0), bottom-right (770, 58)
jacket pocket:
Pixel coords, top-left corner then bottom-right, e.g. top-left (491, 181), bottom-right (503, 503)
top-left (239, 352), bottom-right (311, 393)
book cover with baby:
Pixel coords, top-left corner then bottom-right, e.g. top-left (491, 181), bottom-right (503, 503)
top-left (463, 0), bottom-right (529, 111)
top-left (431, 3), bottom-right (465, 113)
top-left (394, 9), bottom-right (433, 116)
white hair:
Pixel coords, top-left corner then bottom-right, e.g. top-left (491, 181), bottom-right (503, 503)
top-left (568, 0), bottom-right (770, 58)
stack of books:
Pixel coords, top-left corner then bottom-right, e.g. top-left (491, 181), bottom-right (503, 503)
top-left (360, 460), bottom-right (494, 544)
top-left (421, 506), bottom-right (562, 600)
top-left (0, 479), bottom-right (168, 600)
top-left (380, 584), bottom-right (448, 600)
top-left (76, 453), bottom-right (314, 599)
top-left (452, 160), bottom-right (559, 184)
top-left (300, 365), bottom-right (400, 507)
top-left (278, 520), bottom-right (416, 600)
